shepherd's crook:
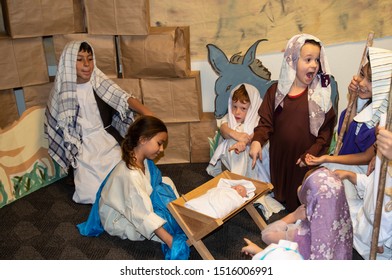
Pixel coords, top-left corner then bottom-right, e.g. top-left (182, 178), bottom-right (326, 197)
top-left (369, 78), bottom-right (392, 260)
top-left (334, 31), bottom-right (374, 156)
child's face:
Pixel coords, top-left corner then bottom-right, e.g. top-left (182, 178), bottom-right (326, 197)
top-left (140, 131), bottom-right (168, 160)
top-left (357, 63), bottom-right (372, 99)
top-left (76, 50), bottom-right (94, 84)
top-left (232, 185), bottom-right (247, 197)
top-left (231, 100), bottom-right (250, 124)
top-left (295, 43), bottom-right (321, 88)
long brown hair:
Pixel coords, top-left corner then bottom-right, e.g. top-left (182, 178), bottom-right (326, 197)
top-left (121, 116), bottom-right (167, 169)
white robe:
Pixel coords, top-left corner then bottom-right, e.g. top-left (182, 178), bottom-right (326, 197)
top-left (351, 157), bottom-right (392, 260)
top-left (207, 83), bottom-right (270, 183)
top-left (73, 82), bottom-right (122, 204)
top-left (99, 160), bottom-right (178, 242)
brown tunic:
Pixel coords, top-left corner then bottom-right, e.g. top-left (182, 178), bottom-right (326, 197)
top-left (253, 83), bottom-right (336, 211)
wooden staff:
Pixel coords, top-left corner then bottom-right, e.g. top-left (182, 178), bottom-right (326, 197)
top-left (369, 78), bottom-right (392, 259)
top-left (333, 31), bottom-right (375, 156)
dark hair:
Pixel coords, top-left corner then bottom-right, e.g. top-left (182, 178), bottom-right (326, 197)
top-left (232, 84), bottom-right (250, 104)
top-left (79, 42), bottom-right (93, 54)
top-left (121, 116), bottom-right (167, 169)
top-left (304, 39), bottom-right (321, 48)
top-left (358, 55), bottom-right (372, 112)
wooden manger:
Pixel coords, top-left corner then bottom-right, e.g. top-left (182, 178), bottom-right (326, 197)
top-left (167, 170), bottom-right (273, 260)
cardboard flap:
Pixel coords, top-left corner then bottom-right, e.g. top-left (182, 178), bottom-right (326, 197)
top-left (85, 0), bottom-right (150, 35)
top-left (0, 89), bottom-right (18, 129)
top-left (120, 26), bottom-right (191, 78)
top-left (0, 37), bottom-right (49, 90)
top-left (2, 0), bottom-right (75, 38)
top-left (53, 34), bottom-right (118, 78)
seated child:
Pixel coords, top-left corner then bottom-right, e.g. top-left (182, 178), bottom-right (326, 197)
top-left (77, 116), bottom-right (189, 260)
top-left (242, 167), bottom-right (353, 260)
top-left (334, 115), bottom-right (392, 260)
top-left (184, 178), bottom-right (255, 218)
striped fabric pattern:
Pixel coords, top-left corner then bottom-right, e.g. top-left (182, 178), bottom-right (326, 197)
top-left (366, 47), bottom-right (392, 128)
top-left (45, 41), bottom-right (135, 170)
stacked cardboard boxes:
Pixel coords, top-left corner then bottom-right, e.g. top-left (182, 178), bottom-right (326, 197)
top-left (0, 0), bottom-right (217, 163)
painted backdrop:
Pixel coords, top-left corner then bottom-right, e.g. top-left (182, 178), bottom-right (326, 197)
top-left (150, 0), bottom-right (392, 60)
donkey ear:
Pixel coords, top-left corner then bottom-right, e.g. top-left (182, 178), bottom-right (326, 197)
top-left (207, 43), bottom-right (229, 75)
top-left (242, 39), bottom-right (268, 67)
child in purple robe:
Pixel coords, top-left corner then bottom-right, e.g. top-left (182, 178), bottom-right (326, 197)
top-left (242, 166), bottom-right (353, 260)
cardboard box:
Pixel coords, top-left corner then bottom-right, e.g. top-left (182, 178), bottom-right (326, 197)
top-left (53, 34), bottom-right (118, 78)
top-left (112, 78), bottom-right (142, 102)
top-left (84, 0), bottom-right (150, 35)
top-left (119, 26), bottom-right (191, 78)
top-left (141, 71), bottom-right (202, 123)
top-left (0, 89), bottom-right (18, 129)
top-left (1, 0), bottom-right (80, 38)
top-left (23, 82), bottom-right (53, 110)
top-left (155, 122), bottom-right (190, 165)
top-left (0, 36), bottom-right (49, 90)
top-left (190, 112), bottom-right (218, 163)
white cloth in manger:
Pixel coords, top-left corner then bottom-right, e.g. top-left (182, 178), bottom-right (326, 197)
top-left (184, 178), bottom-right (256, 218)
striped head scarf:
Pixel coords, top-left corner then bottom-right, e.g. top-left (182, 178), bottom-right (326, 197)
top-left (366, 47), bottom-right (392, 128)
top-left (45, 41), bottom-right (135, 169)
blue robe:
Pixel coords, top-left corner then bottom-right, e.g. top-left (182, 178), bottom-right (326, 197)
top-left (77, 159), bottom-right (190, 260)
top-left (337, 109), bottom-right (376, 155)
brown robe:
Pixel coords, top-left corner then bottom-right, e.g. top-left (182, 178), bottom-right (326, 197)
top-left (253, 83), bottom-right (336, 211)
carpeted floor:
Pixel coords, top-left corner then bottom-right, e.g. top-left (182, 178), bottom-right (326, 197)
top-left (0, 162), bottom-right (362, 260)
top-left (0, 163), bottom-right (284, 260)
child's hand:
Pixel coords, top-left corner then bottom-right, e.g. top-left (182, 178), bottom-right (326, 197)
top-left (228, 142), bottom-right (246, 154)
top-left (296, 158), bottom-right (306, 167)
top-left (249, 142), bottom-right (262, 169)
top-left (348, 75), bottom-right (361, 95)
top-left (241, 238), bottom-right (262, 257)
top-left (292, 204), bottom-right (306, 220)
top-left (333, 169), bottom-right (349, 180)
top-left (304, 153), bottom-right (325, 166)
top-left (367, 155), bottom-right (376, 176)
top-left (235, 132), bottom-right (252, 144)
top-left (377, 127), bottom-right (392, 160)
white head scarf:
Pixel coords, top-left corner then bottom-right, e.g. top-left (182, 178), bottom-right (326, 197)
top-left (227, 83), bottom-right (263, 134)
top-left (275, 34), bottom-right (332, 136)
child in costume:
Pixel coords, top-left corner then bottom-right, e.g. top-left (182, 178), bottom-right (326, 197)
top-left (242, 167), bottom-right (353, 260)
top-left (305, 47), bottom-right (392, 209)
top-left (207, 83), bottom-right (270, 183)
top-left (250, 34), bottom-right (337, 212)
top-left (45, 41), bottom-right (152, 204)
top-left (207, 83), bottom-right (283, 219)
top-left (332, 47), bottom-right (392, 260)
top-left (77, 116), bottom-right (189, 260)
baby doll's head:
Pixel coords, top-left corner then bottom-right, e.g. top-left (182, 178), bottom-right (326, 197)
top-left (231, 84), bottom-right (250, 124)
top-left (232, 185), bottom-right (247, 198)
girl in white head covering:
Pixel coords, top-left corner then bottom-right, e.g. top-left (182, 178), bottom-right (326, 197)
top-left (250, 34), bottom-right (337, 212)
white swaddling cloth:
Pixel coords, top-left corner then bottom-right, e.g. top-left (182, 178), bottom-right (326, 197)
top-left (185, 178), bottom-right (256, 218)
